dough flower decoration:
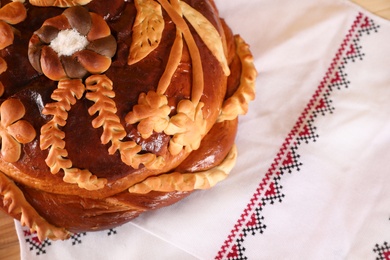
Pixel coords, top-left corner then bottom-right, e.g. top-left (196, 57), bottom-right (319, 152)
top-left (85, 75), bottom-right (165, 170)
top-left (127, 0), bottom-right (231, 155)
top-left (125, 0), bottom-right (252, 195)
top-left (164, 100), bottom-right (207, 155)
top-left (0, 1), bottom-right (27, 96)
top-left (29, 6), bottom-right (117, 190)
top-left (28, 5), bottom-right (117, 81)
top-left (0, 99), bottom-right (36, 163)
top-left (125, 91), bottom-right (171, 139)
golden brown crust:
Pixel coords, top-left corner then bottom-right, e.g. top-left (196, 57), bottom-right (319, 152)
top-left (0, 57), bottom-right (7, 75)
top-left (175, 118), bottom-right (238, 173)
top-left (0, 21), bottom-right (14, 50)
top-left (0, 2), bottom-right (27, 25)
top-left (0, 0), bottom-right (256, 240)
top-left (128, 144), bottom-right (237, 194)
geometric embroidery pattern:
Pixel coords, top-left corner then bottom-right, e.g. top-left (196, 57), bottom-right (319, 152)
top-left (215, 13), bottom-right (380, 260)
top-left (70, 232), bottom-right (87, 246)
top-left (107, 228), bottom-right (118, 236)
top-left (24, 229), bottom-right (51, 256)
top-left (374, 242), bottom-right (390, 260)
top-left (20, 225), bottom-right (118, 256)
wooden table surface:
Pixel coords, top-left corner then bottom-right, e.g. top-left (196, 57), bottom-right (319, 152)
top-left (1, 1), bottom-right (390, 259)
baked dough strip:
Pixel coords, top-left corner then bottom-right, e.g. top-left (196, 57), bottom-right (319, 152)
top-left (40, 79), bottom-right (108, 190)
top-left (218, 35), bottom-right (257, 122)
top-left (157, 0), bottom-right (204, 105)
top-left (86, 75), bottom-right (165, 170)
top-left (128, 144), bottom-right (237, 194)
top-left (0, 170), bottom-right (70, 241)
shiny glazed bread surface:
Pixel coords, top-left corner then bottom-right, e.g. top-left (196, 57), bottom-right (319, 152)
top-left (0, 0), bottom-right (256, 239)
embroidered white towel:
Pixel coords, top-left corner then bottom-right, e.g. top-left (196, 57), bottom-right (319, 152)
top-left (15, 0), bottom-right (390, 259)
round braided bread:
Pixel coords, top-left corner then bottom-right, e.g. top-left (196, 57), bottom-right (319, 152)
top-left (0, 0), bottom-right (256, 240)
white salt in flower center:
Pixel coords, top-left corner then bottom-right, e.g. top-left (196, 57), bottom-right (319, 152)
top-left (50, 29), bottom-right (89, 56)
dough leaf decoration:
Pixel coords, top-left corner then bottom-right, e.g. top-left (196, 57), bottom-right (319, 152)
top-left (119, 141), bottom-right (165, 170)
top-left (85, 75), bottom-right (127, 154)
top-left (128, 0), bottom-right (165, 65)
top-left (157, 0), bottom-right (204, 106)
top-left (29, 0), bottom-right (92, 7)
top-left (85, 75), bottom-right (165, 170)
top-left (40, 79), bottom-right (107, 190)
top-left (180, 1), bottom-right (230, 76)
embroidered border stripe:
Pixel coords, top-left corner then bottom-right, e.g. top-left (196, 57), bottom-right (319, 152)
top-left (215, 13), bottom-right (380, 260)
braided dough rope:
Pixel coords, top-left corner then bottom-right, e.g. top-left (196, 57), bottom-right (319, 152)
top-left (40, 79), bottom-right (107, 190)
top-left (0, 170), bottom-right (70, 241)
top-left (218, 35), bottom-right (257, 122)
top-left (128, 144), bottom-right (237, 194)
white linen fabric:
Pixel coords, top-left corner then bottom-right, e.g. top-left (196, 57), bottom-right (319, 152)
top-left (15, 0), bottom-right (390, 259)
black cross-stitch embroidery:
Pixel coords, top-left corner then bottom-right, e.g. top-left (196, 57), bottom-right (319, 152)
top-left (216, 13), bottom-right (381, 260)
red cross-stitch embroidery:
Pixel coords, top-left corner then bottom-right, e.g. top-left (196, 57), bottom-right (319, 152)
top-left (374, 242), bottom-right (390, 260)
top-left (215, 13), bottom-right (380, 260)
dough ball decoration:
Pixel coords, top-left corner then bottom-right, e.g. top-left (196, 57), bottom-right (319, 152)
top-left (0, 0), bottom-right (257, 241)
